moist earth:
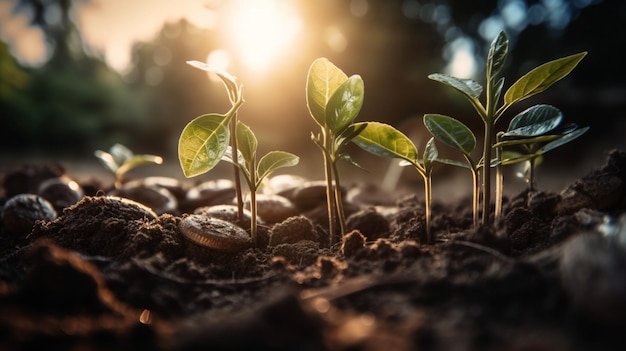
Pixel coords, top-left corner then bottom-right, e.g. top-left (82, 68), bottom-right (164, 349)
top-left (1, 149), bottom-right (625, 351)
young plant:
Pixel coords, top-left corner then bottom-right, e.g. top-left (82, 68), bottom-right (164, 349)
top-left (492, 104), bottom-right (588, 216)
top-left (352, 122), bottom-right (438, 244)
top-left (94, 143), bottom-right (163, 189)
top-left (306, 58), bottom-right (366, 245)
top-left (423, 114), bottom-right (481, 226)
top-left (428, 30), bottom-right (586, 225)
top-left (181, 61), bottom-right (246, 220)
top-left (222, 120), bottom-right (299, 247)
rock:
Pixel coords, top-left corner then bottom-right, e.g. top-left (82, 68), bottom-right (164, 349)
top-left (178, 214), bottom-right (251, 253)
top-left (1, 194), bottom-right (57, 236)
top-left (262, 174), bottom-right (308, 196)
top-left (346, 207), bottom-right (390, 241)
top-left (110, 184), bottom-right (177, 215)
top-left (248, 194), bottom-right (298, 223)
top-left (289, 180), bottom-right (346, 211)
top-left (37, 176), bottom-right (84, 211)
top-left (182, 179), bottom-right (236, 211)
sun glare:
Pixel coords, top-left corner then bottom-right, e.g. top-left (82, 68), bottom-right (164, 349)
top-left (223, 0), bottom-right (302, 72)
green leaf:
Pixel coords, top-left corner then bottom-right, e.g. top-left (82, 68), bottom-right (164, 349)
top-left (540, 126), bottom-right (589, 154)
top-left (326, 74), bottom-right (364, 134)
top-left (256, 151), bottom-right (299, 187)
top-left (334, 123), bottom-right (368, 155)
top-left (504, 52), bottom-right (587, 106)
top-left (306, 58), bottom-right (348, 128)
top-left (178, 113), bottom-right (231, 178)
top-left (428, 73), bottom-right (483, 100)
top-left (94, 150), bottom-right (119, 173)
top-left (423, 137), bottom-right (438, 173)
top-left (236, 120), bottom-right (257, 164)
top-left (505, 104), bottom-right (563, 137)
top-left (115, 154), bottom-right (163, 179)
top-left (187, 60), bottom-right (240, 103)
top-left (424, 114), bottom-right (476, 155)
top-left (352, 122), bottom-right (418, 165)
top-left (487, 31), bottom-right (508, 79)
top-left (109, 143), bottom-right (133, 166)
top-left (434, 158), bottom-right (471, 169)
top-left (493, 134), bottom-right (562, 148)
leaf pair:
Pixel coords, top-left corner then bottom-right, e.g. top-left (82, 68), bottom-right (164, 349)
top-left (222, 121), bottom-right (299, 191)
top-left (95, 143), bottom-right (163, 188)
top-left (178, 61), bottom-right (244, 178)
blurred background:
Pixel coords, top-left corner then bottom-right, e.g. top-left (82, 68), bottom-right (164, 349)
top-left (1, 0), bottom-right (624, 194)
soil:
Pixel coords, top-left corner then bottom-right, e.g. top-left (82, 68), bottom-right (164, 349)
top-left (1, 149), bottom-right (625, 351)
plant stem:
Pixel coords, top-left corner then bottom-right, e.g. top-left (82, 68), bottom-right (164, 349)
top-left (494, 133), bottom-right (504, 221)
top-left (230, 114), bottom-right (244, 221)
top-left (249, 186), bottom-right (257, 247)
top-left (528, 158), bottom-right (537, 192)
top-left (481, 122), bottom-right (493, 225)
top-left (322, 130), bottom-right (337, 246)
top-left (331, 160), bottom-right (347, 235)
top-left (424, 174), bottom-right (433, 244)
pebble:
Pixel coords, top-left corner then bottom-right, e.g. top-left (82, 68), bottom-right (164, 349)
top-left (37, 176), bottom-right (84, 210)
top-left (262, 174), bottom-right (308, 196)
top-left (110, 184), bottom-right (177, 215)
top-left (289, 180), bottom-right (345, 211)
top-left (1, 194), bottom-right (57, 236)
top-left (178, 214), bottom-right (251, 253)
top-left (248, 194), bottom-right (298, 223)
top-left (124, 176), bottom-right (186, 200)
top-left (183, 179), bottom-right (236, 209)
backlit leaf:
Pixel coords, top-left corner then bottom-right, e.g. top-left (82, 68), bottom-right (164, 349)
top-left (424, 114), bottom-right (476, 155)
top-left (187, 60), bottom-right (239, 103)
top-left (236, 120), bottom-right (257, 164)
top-left (423, 137), bottom-right (438, 172)
top-left (178, 113), bottom-right (231, 178)
top-left (505, 104), bottom-right (562, 137)
top-left (487, 31), bottom-right (508, 79)
top-left (326, 75), bottom-right (364, 134)
top-left (115, 154), bottom-right (163, 179)
top-left (504, 52), bottom-right (587, 106)
top-left (256, 151), bottom-right (299, 187)
top-left (428, 73), bottom-right (483, 100)
top-left (352, 122), bottom-right (418, 165)
top-left (540, 126), bottom-right (589, 154)
top-left (306, 58), bottom-right (348, 128)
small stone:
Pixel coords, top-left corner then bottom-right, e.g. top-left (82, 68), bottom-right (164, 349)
top-left (178, 214), bottom-right (251, 253)
top-left (124, 176), bottom-right (186, 200)
top-left (270, 216), bottom-right (318, 246)
top-left (110, 184), bottom-right (177, 215)
top-left (289, 180), bottom-right (345, 211)
top-left (262, 174), bottom-right (308, 196)
top-left (1, 194), bottom-right (57, 236)
top-left (38, 176), bottom-right (84, 210)
top-left (183, 179), bottom-right (236, 210)
top-left (249, 194), bottom-right (298, 223)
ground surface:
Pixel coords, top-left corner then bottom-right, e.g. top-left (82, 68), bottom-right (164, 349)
top-left (1, 149), bottom-right (625, 351)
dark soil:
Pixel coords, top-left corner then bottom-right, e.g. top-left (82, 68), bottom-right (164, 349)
top-left (1, 149), bottom-right (626, 351)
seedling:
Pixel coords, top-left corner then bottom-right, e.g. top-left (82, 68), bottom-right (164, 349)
top-left (427, 30), bottom-right (586, 225)
top-left (352, 122), bottom-right (438, 244)
top-left (306, 58), bottom-right (366, 245)
top-left (222, 120), bottom-right (299, 247)
top-left (181, 61), bottom-right (246, 220)
top-left (492, 104), bottom-right (588, 215)
top-left (423, 114), bottom-right (481, 226)
top-left (94, 143), bottom-right (163, 189)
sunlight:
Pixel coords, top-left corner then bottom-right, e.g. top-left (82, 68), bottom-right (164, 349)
top-left (223, 0), bottom-right (302, 72)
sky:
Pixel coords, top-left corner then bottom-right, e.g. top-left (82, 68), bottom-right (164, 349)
top-left (0, 0), bottom-right (304, 73)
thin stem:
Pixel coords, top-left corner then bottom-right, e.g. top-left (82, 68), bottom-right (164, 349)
top-left (230, 115), bottom-right (244, 221)
top-left (494, 133), bottom-right (504, 221)
top-left (331, 160), bottom-right (347, 235)
top-left (424, 173), bottom-right (433, 244)
top-left (322, 130), bottom-right (337, 246)
top-left (462, 154), bottom-right (480, 227)
top-left (528, 158), bottom-right (537, 192)
top-left (249, 187), bottom-right (257, 248)
top-left (481, 122), bottom-right (493, 225)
